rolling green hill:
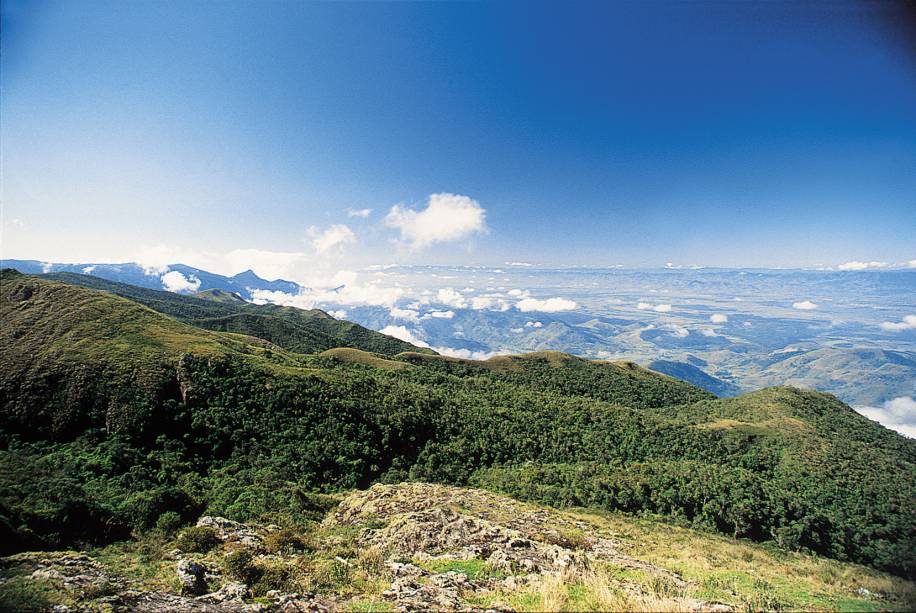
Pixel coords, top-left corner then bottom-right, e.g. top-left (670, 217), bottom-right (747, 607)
top-left (1, 270), bottom-right (914, 580)
top-left (40, 271), bottom-right (431, 357)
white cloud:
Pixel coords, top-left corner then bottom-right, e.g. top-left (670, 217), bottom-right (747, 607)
top-left (471, 295), bottom-right (511, 311)
top-left (880, 315), bottom-right (916, 332)
top-left (525, 321), bottom-right (543, 328)
top-left (710, 314), bottom-right (728, 323)
top-left (854, 396), bottom-right (916, 438)
top-left (792, 300), bottom-right (818, 310)
top-left (507, 288), bottom-right (530, 298)
top-left (506, 261), bottom-right (532, 267)
top-left (389, 307), bottom-right (421, 323)
top-left (666, 324), bottom-right (689, 338)
top-left (310, 224), bottom-right (356, 254)
top-left (251, 270), bottom-right (405, 309)
top-left (516, 297), bottom-right (577, 312)
top-left (432, 346), bottom-right (500, 360)
top-left (223, 248), bottom-right (307, 280)
top-left (699, 328), bottom-right (718, 337)
top-left (837, 261), bottom-right (890, 271)
top-left (907, 260), bottom-right (916, 269)
top-left (327, 309), bottom-right (347, 319)
top-left (346, 208), bottom-right (373, 218)
top-left (637, 302), bottom-right (653, 310)
top-left (385, 193), bottom-right (486, 250)
top-left (378, 325), bottom-right (429, 348)
top-left (161, 271), bottom-right (201, 293)
top-left (653, 304), bottom-right (672, 313)
top-left (435, 287), bottom-right (468, 309)
top-left (427, 310), bottom-right (455, 319)
top-left (82, 265), bottom-right (96, 274)
top-left (135, 244), bottom-right (308, 280)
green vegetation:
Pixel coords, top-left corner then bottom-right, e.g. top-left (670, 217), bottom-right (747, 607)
top-left (174, 526), bottom-right (220, 553)
top-left (1, 270), bottom-right (914, 583)
top-left (43, 270), bottom-right (433, 357)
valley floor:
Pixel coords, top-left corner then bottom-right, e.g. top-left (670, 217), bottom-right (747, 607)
top-left (1, 483), bottom-right (913, 612)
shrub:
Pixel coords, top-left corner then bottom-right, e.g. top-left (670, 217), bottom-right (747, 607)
top-left (251, 561), bottom-right (299, 596)
top-left (223, 548), bottom-right (262, 585)
top-left (263, 528), bottom-right (307, 554)
top-left (175, 526), bottom-right (220, 553)
top-left (155, 511), bottom-right (183, 535)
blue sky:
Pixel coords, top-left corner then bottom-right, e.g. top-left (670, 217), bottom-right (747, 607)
top-left (2, 0), bottom-right (915, 278)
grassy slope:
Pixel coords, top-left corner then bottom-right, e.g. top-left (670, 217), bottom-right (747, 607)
top-left (0, 270), bottom-right (310, 438)
top-left (39, 271), bottom-right (431, 356)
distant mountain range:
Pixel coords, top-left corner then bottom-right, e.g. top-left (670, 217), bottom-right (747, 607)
top-left (3, 259), bottom-right (914, 408)
top-left (0, 259), bottom-right (301, 299)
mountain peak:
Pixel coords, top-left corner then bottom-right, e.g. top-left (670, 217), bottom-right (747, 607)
top-left (231, 269), bottom-right (262, 281)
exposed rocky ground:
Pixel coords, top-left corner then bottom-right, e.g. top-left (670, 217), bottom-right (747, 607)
top-left (2, 483), bottom-right (912, 612)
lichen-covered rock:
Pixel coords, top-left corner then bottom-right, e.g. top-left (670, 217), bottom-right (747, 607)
top-left (177, 559), bottom-right (209, 596)
top-left (196, 516), bottom-right (265, 547)
top-left (198, 582), bottom-right (249, 603)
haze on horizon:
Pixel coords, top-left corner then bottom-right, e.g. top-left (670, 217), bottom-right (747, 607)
top-left (2, 0), bottom-right (915, 280)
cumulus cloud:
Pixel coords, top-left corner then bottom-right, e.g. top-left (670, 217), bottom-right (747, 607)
top-left (880, 315), bottom-right (916, 332)
top-left (792, 300), bottom-right (818, 310)
top-left (389, 307), bottom-right (421, 323)
top-left (136, 244), bottom-right (308, 280)
top-left (506, 261), bottom-right (532, 267)
top-left (161, 271), bottom-right (201, 293)
top-left (385, 193), bottom-right (486, 250)
top-left (637, 302), bottom-right (672, 312)
top-left (838, 261), bottom-right (890, 271)
top-left (436, 287), bottom-right (468, 309)
top-left (426, 310), bottom-right (455, 319)
top-left (251, 270), bottom-right (405, 309)
top-left (854, 396), bottom-right (916, 438)
top-left (710, 314), bottom-right (728, 323)
top-left (516, 297), bottom-right (577, 312)
top-left (310, 224), bottom-right (356, 254)
top-left (525, 321), bottom-right (543, 328)
top-left (908, 260), bottom-right (916, 269)
top-left (378, 325), bottom-right (429, 348)
top-left (223, 248), bottom-right (307, 280)
top-left (346, 208), bottom-right (372, 218)
top-left (665, 324), bottom-right (689, 338)
top-left (82, 266), bottom-right (96, 274)
top-left (471, 295), bottom-right (511, 311)
top-left (432, 346), bottom-right (500, 360)
top-left (327, 309), bottom-right (347, 319)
